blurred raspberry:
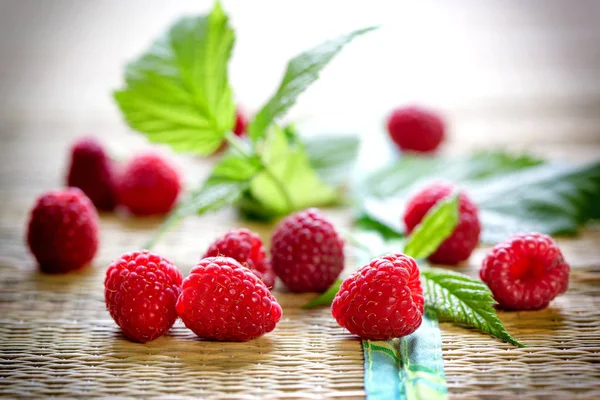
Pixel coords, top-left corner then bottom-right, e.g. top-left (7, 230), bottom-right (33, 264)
top-left (203, 229), bottom-right (275, 290)
top-left (26, 188), bottom-right (99, 273)
top-left (66, 137), bottom-right (118, 211)
top-left (404, 182), bottom-right (481, 265)
top-left (105, 250), bottom-right (183, 342)
top-left (233, 108), bottom-right (248, 137)
top-left (118, 153), bottom-right (181, 216)
top-left (176, 256), bottom-right (282, 341)
top-left (386, 106), bottom-right (445, 153)
top-left (271, 208), bottom-right (344, 293)
top-left (332, 253), bottom-right (424, 340)
top-left (480, 232), bottom-right (570, 310)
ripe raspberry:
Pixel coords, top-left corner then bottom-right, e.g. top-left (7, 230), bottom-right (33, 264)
top-left (104, 251), bottom-right (183, 343)
top-left (404, 183), bottom-right (481, 265)
top-left (203, 229), bottom-right (275, 290)
top-left (233, 108), bottom-right (248, 137)
top-left (176, 256), bottom-right (282, 342)
top-left (386, 106), bottom-right (445, 153)
top-left (26, 188), bottom-right (99, 273)
top-left (66, 137), bottom-right (118, 211)
top-left (118, 153), bottom-right (181, 216)
top-left (332, 254), bottom-right (424, 340)
top-left (271, 208), bottom-right (344, 293)
top-left (480, 233), bottom-right (570, 310)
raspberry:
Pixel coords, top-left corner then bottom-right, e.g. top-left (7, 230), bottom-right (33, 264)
top-left (118, 153), bottom-right (181, 216)
top-left (404, 182), bottom-right (481, 265)
top-left (203, 229), bottom-right (275, 290)
top-left (386, 106), bottom-right (445, 153)
top-left (104, 251), bottom-right (183, 343)
top-left (480, 233), bottom-right (570, 310)
top-left (233, 108), bottom-right (248, 137)
top-left (26, 188), bottom-right (99, 273)
top-left (332, 254), bottom-right (424, 340)
top-left (66, 137), bottom-right (118, 211)
top-left (176, 256), bottom-right (282, 342)
top-left (271, 208), bottom-right (344, 293)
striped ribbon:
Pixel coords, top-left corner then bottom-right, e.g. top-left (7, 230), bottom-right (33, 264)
top-left (363, 309), bottom-right (448, 400)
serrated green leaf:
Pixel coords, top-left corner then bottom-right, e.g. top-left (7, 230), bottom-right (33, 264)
top-left (404, 194), bottom-right (459, 260)
top-left (358, 151), bottom-right (542, 200)
top-left (114, 2), bottom-right (235, 155)
top-left (145, 154), bottom-right (261, 248)
top-left (303, 134), bottom-right (360, 186)
top-left (249, 127), bottom-right (337, 215)
top-left (421, 268), bottom-right (524, 347)
top-left (356, 152), bottom-right (600, 243)
top-left (248, 27), bottom-right (377, 141)
top-left (301, 280), bottom-right (343, 309)
top-left (469, 162), bottom-right (600, 241)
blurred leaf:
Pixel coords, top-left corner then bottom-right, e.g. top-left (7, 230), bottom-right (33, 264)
top-left (145, 154), bottom-right (261, 248)
top-left (248, 26), bottom-right (377, 142)
top-left (422, 268), bottom-right (524, 347)
top-left (304, 134), bottom-right (360, 186)
top-left (403, 194), bottom-right (459, 259)
top-left (114, 2), bottom-right (235, 155)
top-left (356, 152), bottom-right (600, 243)
top-left (470, 162), bottom-right (600, 241)
top-left (358, 151), bottom-right (543, 199)
top-left (249, 127), bottom-right (337, 215)
top-left (301, 280), bottom-right (343, 309)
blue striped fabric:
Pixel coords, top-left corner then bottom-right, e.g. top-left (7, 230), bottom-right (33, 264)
top-left (363, 309), bottom-right (448, 400)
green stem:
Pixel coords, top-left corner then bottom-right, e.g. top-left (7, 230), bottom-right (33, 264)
top-left (224, 132), bottom-right (295, 212)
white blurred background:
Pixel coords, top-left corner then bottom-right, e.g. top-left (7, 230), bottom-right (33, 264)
top-left (1, 0), bottom-right (599, 158)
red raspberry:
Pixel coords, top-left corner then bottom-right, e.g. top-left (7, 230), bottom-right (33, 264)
top-left (66, 137), bottom-right (118, 211)
top-left (480, 233), bottom-right (570, 310)
top-left (332, 254), bottom-right (424, 340)
top-left (176, 256), bottom-right (282, 342)
top-left (26, 188), bottom-right (99, 273)
top-left (203, 229), bottom-right (275, 290)
top-left (386, 106), bottom-right (445, 153)
top-left (271, 208), bottom-right (344, 293)
top-left (404, 182), bottom-right (481, 265)
top-left (118, 153), bottom-right (181, 216)
top-left (233, 108), bottom-right (248, 137)
top-left (104, 251), bottom-right (183, 343)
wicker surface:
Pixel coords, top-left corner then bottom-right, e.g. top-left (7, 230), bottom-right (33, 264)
top-left (1, 129), bottom-right (599, 399)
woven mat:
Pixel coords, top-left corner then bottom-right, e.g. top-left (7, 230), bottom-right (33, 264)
top-left (1, 131), bottom-right (600, 398)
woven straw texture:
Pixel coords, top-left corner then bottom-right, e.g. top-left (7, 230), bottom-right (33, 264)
top-left (0, 119), bottom-right (599, 399)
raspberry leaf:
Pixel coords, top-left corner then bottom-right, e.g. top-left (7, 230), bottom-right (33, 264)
top-left (249, 127), bottom-right (337, 214)
top-left (145, 154), bottom-right (261, 249)
top-left (114, 1), bottom-right (235, 155)
top-left (248, 27), bottom-right (377, 142)
top-left (403, 194), bottom-right (459, 260)
top-left (421, 268), bottom-right (524, 347)
top-left (301, 280), bottom-right (343, 309)
top-left (303, 134), bottom-right (360, 186)
top-left (357, 153), bottom-right (600, 243)
top-left (469, 162), bottom-right (600, 242)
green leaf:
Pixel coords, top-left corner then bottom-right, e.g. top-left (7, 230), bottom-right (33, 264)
top-left (403, 194), bottom-right (459, 260)
top-left (114, 2), bottom-right (236, 155)
top-left (421, 268), bottom-right (524, 347)
top-left (469, 162), bottom-right (600, 241)
top-left (356, 152), bottom-right (600, 243)
top-left (249, 127), bottom-right (337, 215)
top-left (145, 154), bottom-right (261, 248)
top-left (248, 27), bottom-right (377, 141)
top-left (358, 151), bottom-right (543, 199)
top-left (301, 280), bottom-right (343, 309)
top-left (303, 134), bottom-right (360, 186)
